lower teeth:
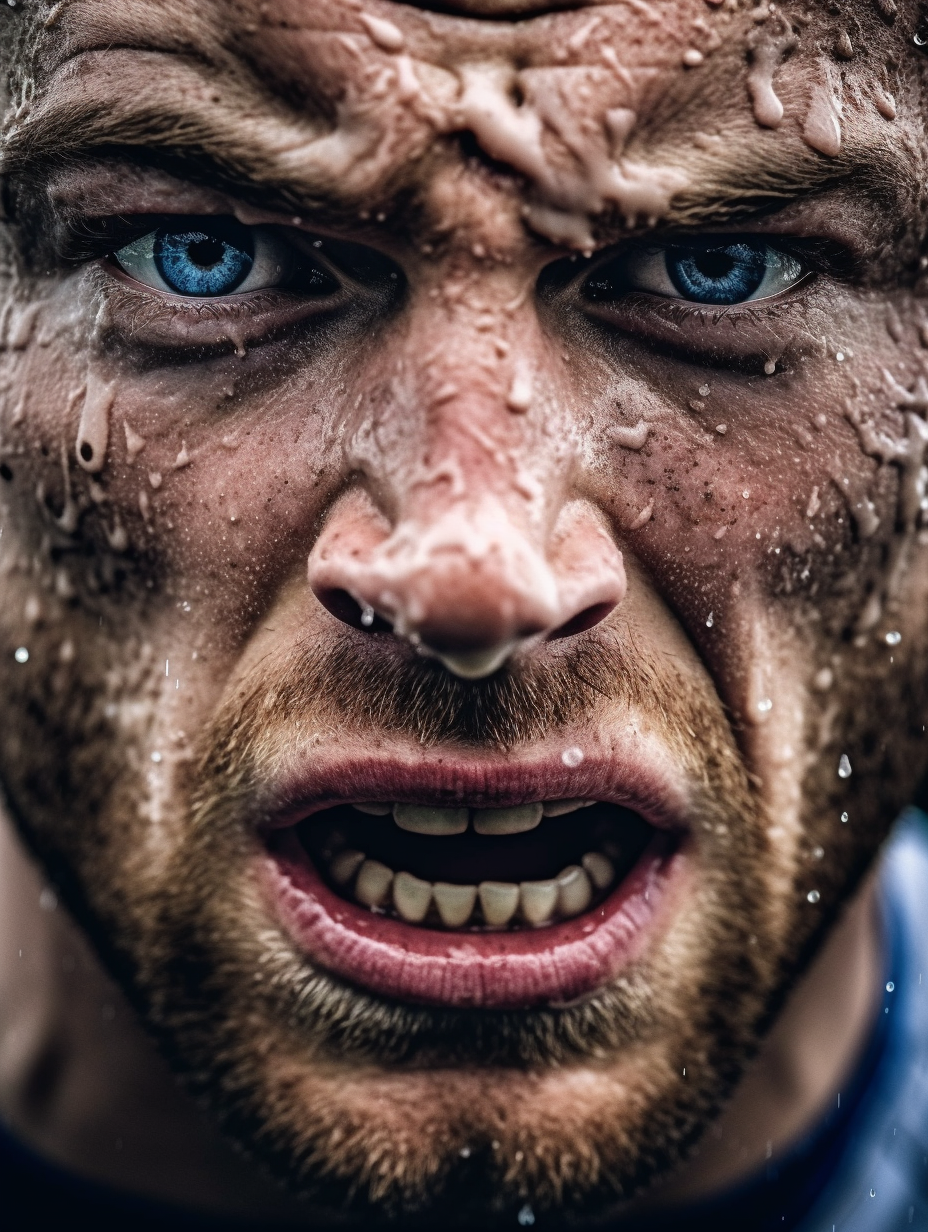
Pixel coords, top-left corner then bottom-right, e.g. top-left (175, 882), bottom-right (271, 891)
top-left (299, 802), bottom-right (649, 931)
top-left (335, 852), bottom-right (612, 928)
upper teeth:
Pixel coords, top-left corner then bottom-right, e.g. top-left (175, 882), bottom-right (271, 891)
top-left (472, 803), bottom-right (543, 835)
top-left (365, 800), bottom-right (593, 836)
top-left (393, 804), bottom-right (469, 836)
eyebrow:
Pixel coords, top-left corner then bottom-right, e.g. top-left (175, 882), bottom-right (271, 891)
top-left (0, 49), bottom-right (910, 245)
top-left (0, 52), bottom-right (356, 218)
top-left (663, 141), bottom-right (904, 233)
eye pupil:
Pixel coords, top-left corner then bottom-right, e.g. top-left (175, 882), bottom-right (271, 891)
top-left (186, 237), bottom-right (227, 269)
top-left (693, 252), bottom-right (735, 281)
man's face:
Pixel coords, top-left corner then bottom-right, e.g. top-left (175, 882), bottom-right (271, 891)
top-left (1, 0), bottom-right (927, 1222)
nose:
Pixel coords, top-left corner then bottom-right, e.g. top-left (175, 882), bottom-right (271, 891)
top-left (308, 484), bottom-right (626, 679)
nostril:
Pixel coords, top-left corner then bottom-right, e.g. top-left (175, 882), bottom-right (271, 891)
top-left (315, 587), bottom-right (393, 634)
top-left (549, 601), bottom-right (616, 641)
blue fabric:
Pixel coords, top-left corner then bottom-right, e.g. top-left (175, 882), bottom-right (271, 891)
top-left (793, 807), bottom-right (928, 1232)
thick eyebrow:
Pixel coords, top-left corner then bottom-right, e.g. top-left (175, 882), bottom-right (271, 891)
top-left (660, 141), bottom-right (905, 234)
top-left (0, 53), bottom-right (364, 221)
top-left (0, 50), bottom-right (909, 246)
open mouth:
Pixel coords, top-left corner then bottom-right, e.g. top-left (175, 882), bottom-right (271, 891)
top-left (263, 766), bottom-right (687, 1009)
top-left (293, 800), bottom-right (653, 930)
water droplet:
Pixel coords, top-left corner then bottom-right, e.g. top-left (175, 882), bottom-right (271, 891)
top-left (742, 489), bottom-right (751, 499)
top-left (706, 611), bottom-right (714, 628)
top-left (885, 630), bottom-right (901, 645)
top-left (757, 697), bottom-right (773, 713)
top-left (886, 981), bottom-right (895, 992)
top-left (517, 1206), bottom-right (536, 1227)
top-left (807, 889), bottom-right (821, 904)
top-left (13, 646), bottom-right (29, 664)
top-left (836, 351), bottom-right (845, 362)
top-left (870, 1188), bottom-right (877, 1198)
top-left (837, 754), bottom-right (852, 779)
top-left (764, 360), bottom-right (776, 375)
top-left (562, 746), bottom-right (584, 768)
top-left (915, 32), bottom-right (927, 46)
top-left (360, 605), bottom-right (375, 628)
top-left (151, 751), bottom-right (162, 763)
top-left (698, 384), bottom-right (711, 397)
top-left (459, 1145), bottom-right (471, 1158)
top-left (813, 845), bottom-right (824, 859)
top-left (39, 888), bottom-right (57, 912)
top-left (841, 811), bottom-right (849, 823)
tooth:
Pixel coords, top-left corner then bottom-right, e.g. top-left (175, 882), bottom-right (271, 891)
top-left (542, 799), bottom-right (594, 817)
top-left (472, 803), bottom-right (543, 836)
top-left (582, 851), bottom-right (615, 891)
top-left (355, 859), bottom-right (394, 908)
top-left (354, 802), bottom-right (392, 815)
top-left (393, 804), bottom-right (469, 836)
top-left (393, 871), bottom-right (432, 923)
top-left (519, 879), bottom-right (558, 926)
top-left (478, 881), bottom-right (520, 927)
top-left (330, 848), bottom-right (365, 886)
top-left (434, 882), bottom-right (477, 927)
top-left (556, 865), bottom-right (592, 918)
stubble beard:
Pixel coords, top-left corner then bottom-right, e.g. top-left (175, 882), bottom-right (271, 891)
top-left (119, 633), bottom-right (792, 1225)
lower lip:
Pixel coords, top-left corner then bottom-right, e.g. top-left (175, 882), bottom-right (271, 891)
top-left (263, 830), bottom-right (686, 1009)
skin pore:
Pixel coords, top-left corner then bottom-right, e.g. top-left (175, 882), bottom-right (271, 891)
top-left (0, 0), bottom-right (927, 1226)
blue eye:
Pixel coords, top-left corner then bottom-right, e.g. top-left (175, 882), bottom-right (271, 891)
top-left (586, 241), bottom-right (805, 306)
top-left (666, 243), bottom-right (768, 304)
top-left (113, 218), bottom-right (291, 298)
top-left (154, 226), bottom-right (253, 296)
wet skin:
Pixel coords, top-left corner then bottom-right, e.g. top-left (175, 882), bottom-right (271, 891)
top-left (1, 0), bottom-right (928, 1225)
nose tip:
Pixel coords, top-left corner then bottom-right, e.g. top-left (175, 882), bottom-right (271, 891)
top-left (308, 490), bottom-right (626, 678)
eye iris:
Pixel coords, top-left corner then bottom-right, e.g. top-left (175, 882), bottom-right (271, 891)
top-left (154, 227), bottom-right (254, 296)
top-left (667, 243), bottom-right (767, 305)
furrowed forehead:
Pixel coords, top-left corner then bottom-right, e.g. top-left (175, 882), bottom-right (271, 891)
top-left (0, 0), bottom-right (919, 248)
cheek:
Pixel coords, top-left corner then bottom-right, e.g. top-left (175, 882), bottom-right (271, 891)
top-left (1, 334), bottom-right (351, 645)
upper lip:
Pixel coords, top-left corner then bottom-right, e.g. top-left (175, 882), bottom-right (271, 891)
top-left (259, 729), bottom-right (692, 834)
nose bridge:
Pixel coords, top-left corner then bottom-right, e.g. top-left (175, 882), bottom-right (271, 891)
top-left (308, 268), bottom-right (627, 677)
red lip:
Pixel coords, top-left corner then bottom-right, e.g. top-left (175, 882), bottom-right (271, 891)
top-left (259, 739), bottom-right (691, 831)
top-left (258, 739), bottom-right (691, 1009)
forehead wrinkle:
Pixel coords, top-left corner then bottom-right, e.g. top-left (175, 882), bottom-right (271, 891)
top-left (2, 2), bottom-right (911, 253)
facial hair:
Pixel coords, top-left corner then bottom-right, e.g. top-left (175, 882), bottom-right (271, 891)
top-left (115, 629), bottom-right (788, 1225)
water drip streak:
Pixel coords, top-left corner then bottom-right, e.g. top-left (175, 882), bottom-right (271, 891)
top-left (76, 374), bottom-right (116, 474)
top-left (746, 15), bottom-right (798, 129)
